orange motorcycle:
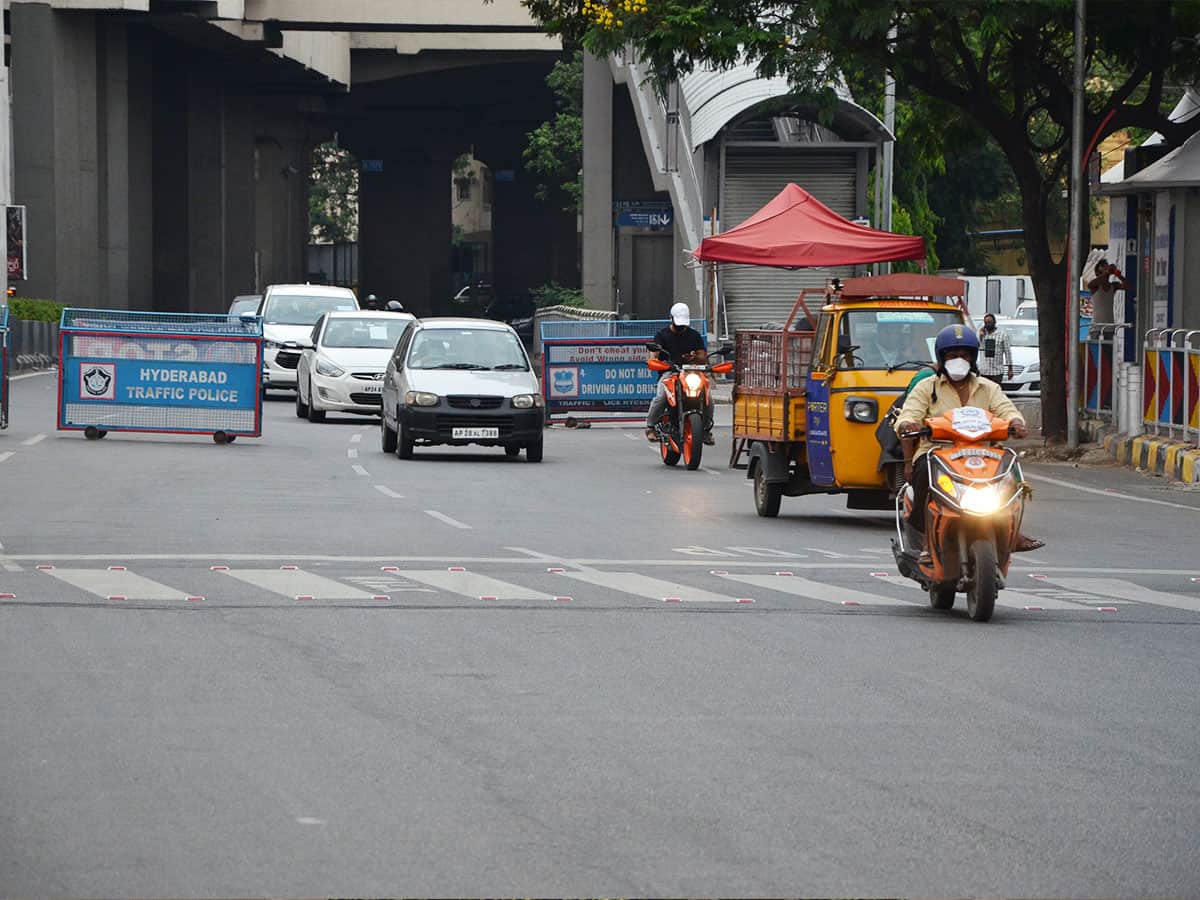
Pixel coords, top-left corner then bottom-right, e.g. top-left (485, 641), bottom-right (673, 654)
top-left (892, 406), bottom-right (1029, 622)
top-left (646, 344), bottom-right (733, 470)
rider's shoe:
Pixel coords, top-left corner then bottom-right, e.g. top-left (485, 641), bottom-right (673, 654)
top-left (703, 432), bottom-right (715, 446)
top-left (645, 428), bottom-right (657, 442)
top-left (1013, 534), bottom-right (1046, 553)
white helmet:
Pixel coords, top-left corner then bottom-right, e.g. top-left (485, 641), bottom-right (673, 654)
top-left (669, 302), bottom-right (691, 326)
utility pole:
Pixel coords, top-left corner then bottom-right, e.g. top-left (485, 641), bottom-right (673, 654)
top-left (881, 24), bottom-right (896, 274)
top-left (0, 0), bottom-right (10, 303)
top-left (1067, 0), bottom-right (1085, 449)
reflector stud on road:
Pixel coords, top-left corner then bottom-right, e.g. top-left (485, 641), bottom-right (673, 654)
top-left (381, 566), bottom-right (399, 572)
top-left (1023, 606), bottom-right (1044, 611)
top-left (107, 566), bottom-right (126, 571)
top-left (36, 565), bottom-right (54, 571)
top-left (0, 593), bottom-right (15, 599)
top-left (662, 597), bottom-right (682, 603)
top-left (710, 570), bottom-right (729, 576)
top-left (547, 567), bottom-right (565, 574)
top-left (210, 565), bottom-right (229, 571)
top-left (841, 600), bottom-right (862, 606)
top-left (107, 595), bottom-right (126, 601)
top-left (280, 565), bottom-right (298, 571)
top-left (479, 595), bottom-right (498, 602)
top-left (1097, 606), bottom-right (1118, 613)
top-left (775, 571), bottom-right (794, 577)
top-left (736, 598), bottom-right (755, 604)
top-left (372, 595), bottom-right (391, 601)
top-left (1191, 577), bottom-right (1200, 583)
top-left (1029, 574), bottom-right (1047, 580)
top-left (870, 571), bottom-right (889, 578)
top-left (554, 596), bottom-right (573, 602)
top-left (187, 596), bottom-right (205, 602)
top-left (448, 567), bottom-right (466, 572)
top-left (295, 595), bottom-right (314, 601)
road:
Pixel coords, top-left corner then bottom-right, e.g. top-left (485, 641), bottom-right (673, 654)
top-left (1, 370), bottom-right (1198, 897)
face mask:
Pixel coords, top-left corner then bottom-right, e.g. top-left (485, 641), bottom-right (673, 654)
top-left (944, 358), bottom-right (972, 381)
top-left (983, 322), bottom-right (995, 332)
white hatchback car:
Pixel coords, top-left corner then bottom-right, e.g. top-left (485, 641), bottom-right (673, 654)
top-left (259, 284), bottom-right (359, 394)
top-left (380, 318), bottom-right (545, 461)
top-left (295, 311), bottom-right (416, 421)
top-left (992, 317), bottom-right (1040, 395)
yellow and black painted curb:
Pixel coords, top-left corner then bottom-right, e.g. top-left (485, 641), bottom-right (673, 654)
top-left (1104, 432), bottom-right (1200, 484)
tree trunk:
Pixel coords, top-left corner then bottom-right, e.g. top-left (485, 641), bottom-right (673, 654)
top-left (1017, 181), bottom-right (1068, 442)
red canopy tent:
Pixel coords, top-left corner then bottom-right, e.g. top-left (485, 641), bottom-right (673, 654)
top-left (693, 183), bottom-right (926, 268)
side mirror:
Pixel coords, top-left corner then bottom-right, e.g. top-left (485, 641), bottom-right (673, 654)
top-left (646, 342), bottom-right (662, 353)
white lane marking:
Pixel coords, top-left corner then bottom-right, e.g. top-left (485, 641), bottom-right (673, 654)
top-left (1025, 472), bottom-right (1200, 512)
top-left (0, 452), bottom-right (12, 464)
top-left (1038, 577), bottom-right (1200, 613)
top-left (10, 369), bottom-right (55, 381)
top-left (398, 570), bottom-right (552, 600)
top-left (505, 546), bottom-right (561, 561)
top-left (561, 570), bottom-right (742, 603)
top-left (350, 434), bottom-right (363, 443)
top-left (424, 510), bottom-right (471, 530)
top-left (348, 448), bottom-right (359, 459)
top-left (351, 464), bottom-right (369, 476)
top-left (701, 467), bottom-right (721, 476)
top-left (803, 547), bottom-right (875, 560)
top-left (374, 485), bottom-right (404, 499)
top-left (886, 576), bottom-right (1086, 610)
top-left (720, 573), bottom-right (918, 607)
top-left (220, 569), bottom-right (374, 600)
top-left (41, 569), bottom-right (191, 601)
top-left (21, 434), bottom-right (46, 446)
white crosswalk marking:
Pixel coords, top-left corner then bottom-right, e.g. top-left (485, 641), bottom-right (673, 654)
top-left (398, 570), bottom-right (551, 600)
top-left (721, 573), bottom-right (919, 607)
top-left (561, 571), bottom-right (742, 603)
top-left (1038, 577), bottom-right (1200, 613)
top-left (883, 574), bottom-right (1085, 610)
top-left (42, 569), bottom-right (190, 601)
top-left (220, 569), bottom-right (374, 600)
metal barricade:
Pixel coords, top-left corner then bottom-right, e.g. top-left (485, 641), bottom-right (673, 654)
top-left (0, 305), bottom-right (8, 430)
top-left (540, 318), bottom-right (708, 422)
top-left (1081, 323), bottom-right (1131, 422)
top-left (1142, 328), bottom-right (1200, 445)
top-left (58, 309), bottom-right (263, 443)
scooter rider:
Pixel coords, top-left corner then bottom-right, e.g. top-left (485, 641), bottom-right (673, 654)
top-left (645, 302), bottom-right (714, 445)
top-left (895, 324), bottom-right (1045, 555)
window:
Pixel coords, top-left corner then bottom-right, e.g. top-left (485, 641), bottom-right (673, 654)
top-left (839, 309), bottom-right (963, 369)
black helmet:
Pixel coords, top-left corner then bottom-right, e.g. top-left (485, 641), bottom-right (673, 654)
top-left (386, 300), bottom-right (404, 312)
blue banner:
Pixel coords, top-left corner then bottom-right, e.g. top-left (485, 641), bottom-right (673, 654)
top-left (544, 341), bottom-right (660, 412)
top-left (64, 358), bottom-right (258, 410)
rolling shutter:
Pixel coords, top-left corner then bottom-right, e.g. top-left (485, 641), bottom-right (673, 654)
top-left (720, 148), bottom-right (858, 334)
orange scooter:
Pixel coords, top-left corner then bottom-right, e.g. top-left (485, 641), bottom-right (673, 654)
top-left (892, 406), bottom-right (1029, 622)
top-left (646, 344), bottom-right (733, 470)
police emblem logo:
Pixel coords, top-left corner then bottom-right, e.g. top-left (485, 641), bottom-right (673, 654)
top-left (80, 363), bottom-right (115, 400)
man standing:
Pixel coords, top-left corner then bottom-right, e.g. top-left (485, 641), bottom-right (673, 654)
top-left (976, 313), bottom-right (1013, 384)
top-left (645, 302), bottom-right (714, 445)
top-left (1086, 258), bottom-right (1131, 324)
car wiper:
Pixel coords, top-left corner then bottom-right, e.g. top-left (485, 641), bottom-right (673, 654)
top-left (887, 360), bottom-right (932, 374)
top-left (491, 363), bottom-right (528, 370)
top-left (433, 363), bottom-right (489, 370)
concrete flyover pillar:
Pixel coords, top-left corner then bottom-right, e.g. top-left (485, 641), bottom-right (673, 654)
top-left (358, 150), bottom-right (453, 318)
top-left (582, 51), bottom-right (614, 311)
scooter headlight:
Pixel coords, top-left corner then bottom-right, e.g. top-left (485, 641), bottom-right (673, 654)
top-left (961, 484), bottom-right (1004, 515)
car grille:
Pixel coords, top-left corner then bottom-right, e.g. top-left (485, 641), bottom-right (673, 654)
top-left (351, 372), bottom-right (384, 381)
top-left (275, 350), bottom-right (300, 370)
top-left (350, 393), bottom-right (383, 406)
top-left (435, 414), bottom-right (513, 438)
top-left (446, 395), bottom-right (505, 410)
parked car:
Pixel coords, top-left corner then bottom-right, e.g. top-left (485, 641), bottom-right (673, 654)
top-left (380, 317), bottom-right (545, 461)
top-left (1014, 300), bottom-right (1037, 320)
top-left (449, 282), bottom-right (494, 317)
top-left (258, 283), bottom-right (359, 395)
top-left (994, 317), bottom-right (1040, 395)
top-left (295, 310), bottom-right (416, 422)
top-left (228, 294), bottom-right (260, 316)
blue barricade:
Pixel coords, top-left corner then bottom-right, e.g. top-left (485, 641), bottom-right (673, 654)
top-left (58, 309), bottom-right (263, 441)
top-left (540, 318), bottom-right (708, 420)
top-left (0, 305), bottom-right (8, 429)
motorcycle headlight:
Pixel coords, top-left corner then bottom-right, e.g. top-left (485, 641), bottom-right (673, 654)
top-left (961, 484), bottom-right (1005, 515)
top-left (315, 358), bottom-right (345, 378)
top-left (512, 394), bottom-right (544, 409)
top-left (405, 391), bottom-right (439, 407)
top-left (682, 372), bottom-right (704, 394)
top-left (844, 397), bottom-right (878, 423)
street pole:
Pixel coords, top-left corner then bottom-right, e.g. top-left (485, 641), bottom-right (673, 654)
top-left (881, 25), bottom-right (896, 274)
top-left (1066, 0), bottom-right (1085, 449)
top-left (0, 0), bottom-right (10, 303)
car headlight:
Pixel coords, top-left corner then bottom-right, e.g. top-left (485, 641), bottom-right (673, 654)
top-left (315, 358), bottom-right (345, 378)
top-left (961, 484), bottom-right (1004, 515)
top-left (1026, 361), bottom-right (1040, 373)
top-left (405, 391), bottom-right (439, 407)
top-left (512, 394), bottom-right (544, 409)
top-left (844, 397), bottom-right (878, 423)
top-left (264, 340), bottom-right (281, 350)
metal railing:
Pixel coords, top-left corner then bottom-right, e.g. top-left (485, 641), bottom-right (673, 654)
top-left (1142, 327), bottom-right (1200, 446)
top-left (1081, 323), bottom-right (1132, 422)
top-left (6, 318), bottom-right (60, 370)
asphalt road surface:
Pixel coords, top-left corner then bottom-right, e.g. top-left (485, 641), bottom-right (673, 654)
top-left (2, 370), bottom-right (1198, 897)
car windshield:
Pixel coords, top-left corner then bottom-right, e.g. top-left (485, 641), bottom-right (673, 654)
top-left (1002, 322), bottom-right (1039, 347)
top-left (228, 297), bottom-right (259, 316)
top-left (264, 293), bottom-right (357, 325)
top-left (839, 309), bottom-right (964, 368)
top-left (1015, 306), bottom-right (1037, 319)
top-left (407, 328), bottom-right (529, 371)
top-left (322, 317), bottom-right (412, 349)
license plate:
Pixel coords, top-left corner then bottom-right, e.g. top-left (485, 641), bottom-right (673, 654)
top-left (362, 383), bottom-right (383, 393)
top-left (452, 427), bottom-right (499, 439)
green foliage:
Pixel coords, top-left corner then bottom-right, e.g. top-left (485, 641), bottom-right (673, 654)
top-left (530, 281), bottom-right (588, 309)
top-left (7, 298), bottom-right (64, 322)
top-left (524, 51), bottom-right (585, 212)
top-left (309, 142), bottom-right (359, 244)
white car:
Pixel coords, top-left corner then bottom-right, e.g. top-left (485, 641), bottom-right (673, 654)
top-left (259, 284), bottom-right (359, 394)
top-left (993, 317), bottom-right (1040, 395)
top-left (380, 317), bottom-right (545, 461)
top-left (1014, 300), bottom-right (1037, 320)
top-left (295, 311), bottom-right (416, 421)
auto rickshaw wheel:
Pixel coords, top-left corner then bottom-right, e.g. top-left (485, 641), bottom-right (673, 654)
top-left (753, 466), bottom-right (782, 517)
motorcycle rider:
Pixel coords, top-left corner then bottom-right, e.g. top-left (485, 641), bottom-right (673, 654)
top-left (645, 302), bottom-right (714, 445)
top-left (895, 324), bottom-right (1045, 557)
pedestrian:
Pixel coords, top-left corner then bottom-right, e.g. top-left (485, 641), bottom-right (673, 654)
top-left (1086, 258), bottom-right (1131, 324)
top-left (645, 302), bottom-right (714, 445)
top-left (976, 313), bottom-right (1012, 385)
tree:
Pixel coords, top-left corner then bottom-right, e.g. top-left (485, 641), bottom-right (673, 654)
top-left (521, 0), bottom-right (1200, 440)
top-left (523, 50), bottom-right (585, 212)
top-left (309, 142), bottom-right (359, 244)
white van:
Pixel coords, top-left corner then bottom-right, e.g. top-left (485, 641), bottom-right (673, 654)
top-left (258, 283), bottom-right (359, 394)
